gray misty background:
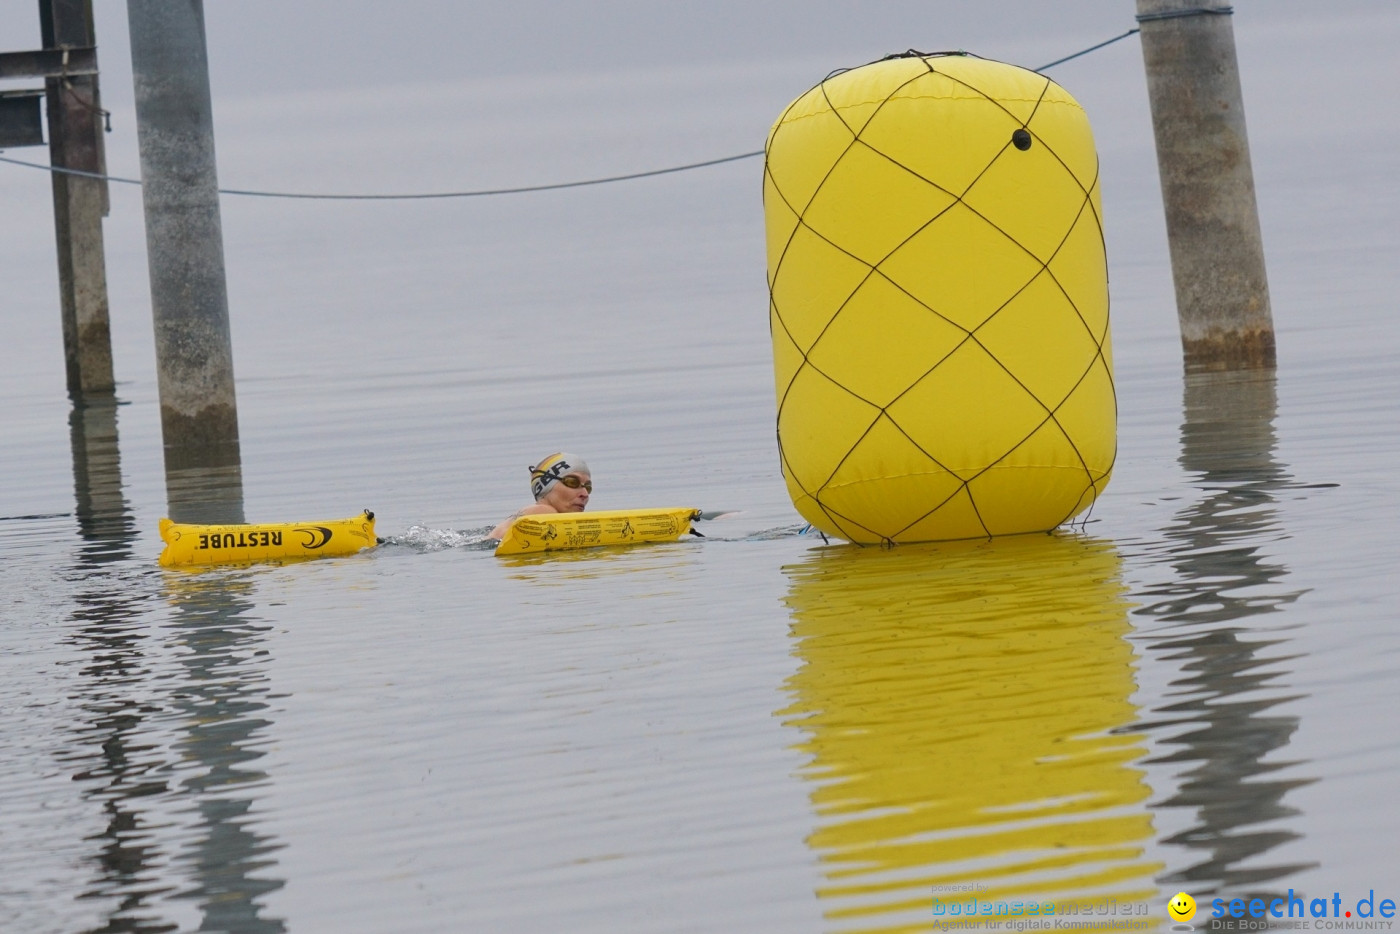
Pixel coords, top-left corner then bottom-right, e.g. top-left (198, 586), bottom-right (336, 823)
top-left (3, 0), bottom-right (1392, 374)
top-left (7, 2), bottom-right (1190, 95)
top-left (4, 0), bottom-right (1394, 395)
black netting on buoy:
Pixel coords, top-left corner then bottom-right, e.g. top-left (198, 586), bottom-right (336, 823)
top-left (765, 56), bottom-right (1117, 544)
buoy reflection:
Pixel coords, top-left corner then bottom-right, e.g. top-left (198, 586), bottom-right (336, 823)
top-left (780, 535), bottom-right (1161, 931)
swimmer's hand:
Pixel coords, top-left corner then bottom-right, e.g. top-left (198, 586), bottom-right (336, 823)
top-left (489, 503), bottom-right (559, 540)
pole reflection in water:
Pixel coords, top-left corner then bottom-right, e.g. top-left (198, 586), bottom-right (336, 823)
top-left (60, 402), bottom-right (284, 931)
top-left (780, 535), bottom-right (1161, 932)
top-left (1134, 369), bottom-right (1316, 892)
top-left (165, 463), bottom-right (245, 526)
top-left (70, 396), bottom-right (137, 553)
top-left (60, 396), bottom-right (178, 932)
top-left (161, 569), bottom-right (286, 934)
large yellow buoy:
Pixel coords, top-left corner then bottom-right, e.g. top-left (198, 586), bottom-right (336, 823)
top-left (764, 52), bottom-right (1115, 543)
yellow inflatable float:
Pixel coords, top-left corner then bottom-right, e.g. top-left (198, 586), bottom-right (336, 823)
top-left (158, 510), bottom-right (377, 567)
top-left (494, 507), bottom-right (701, 556)
top-left (764, 52), bottom-right (1115, 544)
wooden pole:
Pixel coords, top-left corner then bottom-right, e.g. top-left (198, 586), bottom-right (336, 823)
top-left (1136, 1), bottom-right (1276, 370)
top-left (39, 0), bottom-right (114, 396)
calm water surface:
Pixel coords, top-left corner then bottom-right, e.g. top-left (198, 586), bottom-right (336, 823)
top-left (3, 5), bottom-right (1399, 932)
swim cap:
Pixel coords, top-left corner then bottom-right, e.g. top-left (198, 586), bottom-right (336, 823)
top-left (530, 453), bottom-right (590, 501)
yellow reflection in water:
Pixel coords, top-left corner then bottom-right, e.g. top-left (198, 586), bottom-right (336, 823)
top-left (781, 534), bottom-right (1162, 933)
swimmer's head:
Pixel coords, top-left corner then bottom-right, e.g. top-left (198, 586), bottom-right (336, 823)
top-left (530, 453), bottom-right (590, 501)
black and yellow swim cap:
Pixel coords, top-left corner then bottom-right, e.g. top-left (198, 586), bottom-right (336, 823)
top-left (529, 453), bottom-right (590, 500)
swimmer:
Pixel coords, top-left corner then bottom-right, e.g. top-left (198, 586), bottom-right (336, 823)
top-left (488, 452), bottom-right (592, 540)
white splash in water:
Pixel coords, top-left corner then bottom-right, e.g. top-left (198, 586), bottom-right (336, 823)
top-left (385, 524), bottom-right (497, 552)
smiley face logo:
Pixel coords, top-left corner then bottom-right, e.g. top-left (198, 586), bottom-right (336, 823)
top-left (1168, 892), bottom-right (1197, 923)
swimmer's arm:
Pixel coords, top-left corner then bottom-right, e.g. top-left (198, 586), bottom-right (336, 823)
top-left (488, 503), bottom-right (557, 540)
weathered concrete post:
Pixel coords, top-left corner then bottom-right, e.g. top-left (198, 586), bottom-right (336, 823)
top-left (127, 0), bottom-right (242, 471)
top-left (40, 0), bottom-right (114, 396)
top-left (1136, 1), bottom-right (1275, 370)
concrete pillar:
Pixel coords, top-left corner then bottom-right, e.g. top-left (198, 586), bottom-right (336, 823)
top-left (40, 0), bottom-right (114, 396)
top-left (1137, 1), bottom-right (1276, 370)
top-left (127, 0), bottom-right (241, 469)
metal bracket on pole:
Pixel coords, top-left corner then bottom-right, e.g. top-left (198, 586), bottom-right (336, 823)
top-left (0, 45), bottom-right (98, 79)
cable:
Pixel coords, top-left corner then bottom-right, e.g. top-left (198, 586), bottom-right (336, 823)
top-left (218, 149), bottom-right (767, 200)
top-left (0, 149), bottom-right (763, 198)
top-left (0, 153), bottom-right (138, 185)
top-left (1033, 28), bottom-right (1140, 72)
top-left (1135, 6), bottom-right (1232, 24)
top-left (0, 27), bottom-right (1140, 202)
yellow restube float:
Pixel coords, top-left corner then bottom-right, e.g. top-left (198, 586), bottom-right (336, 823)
top-left (764, 52), bottom-right (1115, 543)
top-left (158, 510), bottom-right (377, 567)
top-left (494, 507), bottom-right (700, 556)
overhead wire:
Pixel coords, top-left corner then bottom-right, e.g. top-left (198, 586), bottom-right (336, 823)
top-left (1032, 28), bottom-right (1139, 72)
top-left (0, 26), bottom-right (1143, 202)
